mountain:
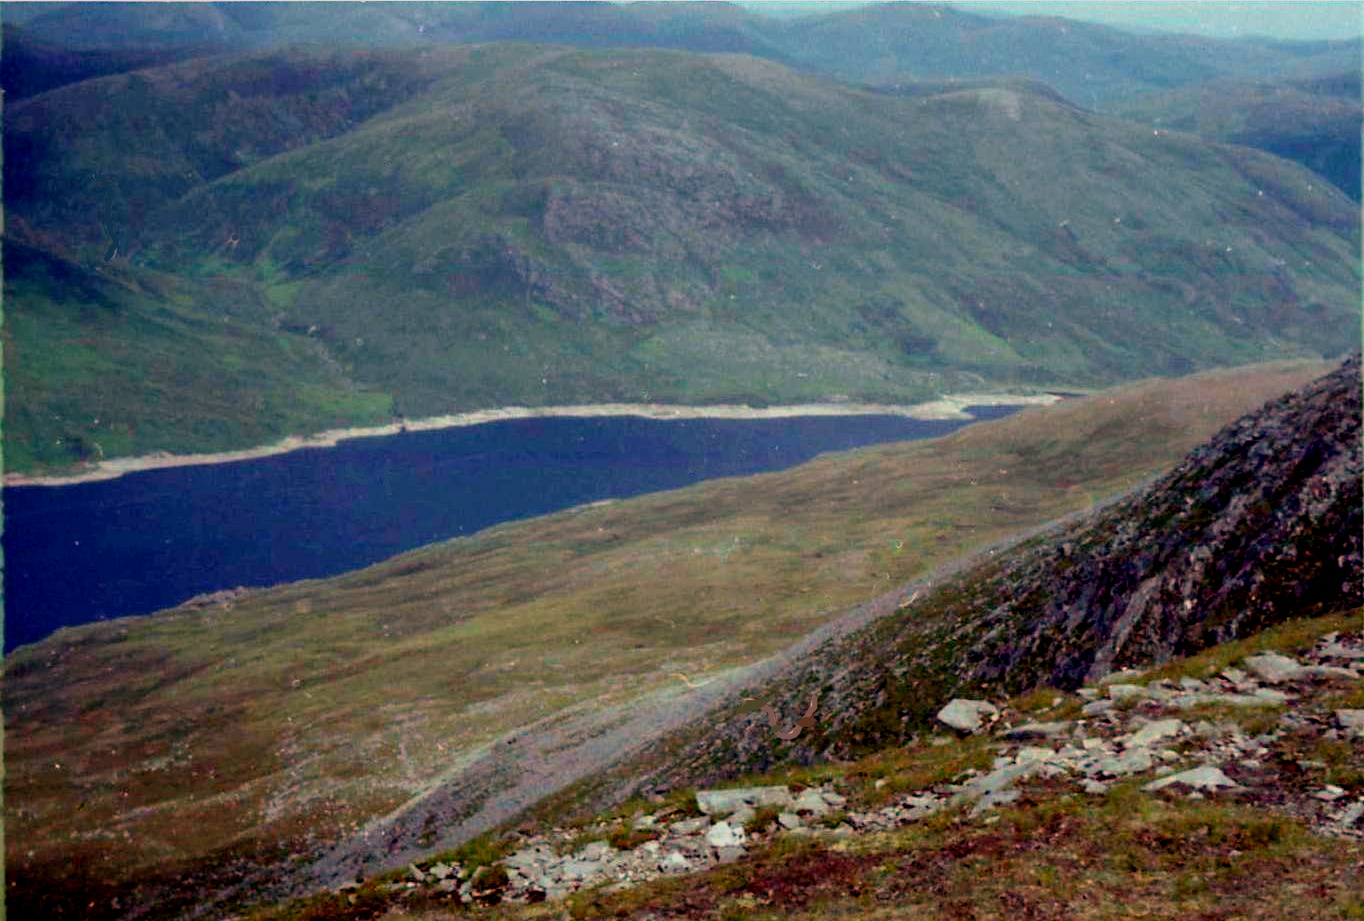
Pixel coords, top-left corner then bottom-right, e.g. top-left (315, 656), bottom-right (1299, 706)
top-left (6, 43), bottom-right (1358, 473)
top-left (8, 2), bottom-right (1358, 108)
top-left (2, 357), bottom-right (1340, 920)
top-left (1109, 72), bottom-right (1363, 200)
top-left (775, 4), bottom-right (1360, 108)
top-left (610, 353), bottom-right (1361, 799)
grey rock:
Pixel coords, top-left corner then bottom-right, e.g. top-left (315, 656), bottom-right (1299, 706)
top-left (557, 859), bottom-right (602, 882)
top-left (695, 785), bottom-right (792, 815)
top-left (659, 850), bottom-right (692, 873)
top-left (1001, 721), bottom-right (1072, 741)
top-left (1106, 684), bottom-right (1146, 702)
top-left (971, 789), bottom-right (1022, 815)
top-left (1114, 748), bottom-right (1155, 774)
top-left (777, 811), bottom-right (804, 829)
top-left (1122, 718), bottom-right (1186, 748)
top-left (1318, 640), bottom-right (1364, 660)
top-left (937, 699), bottom-right (999, 733)
top-left (1337, 710), bottom-right (1364, 737)
top-left (1302, 664), bottom-right (1360, 680)
top-left (791, 788), bottom-right (832, 817)
top-left (1143, 765), bottom-right (1242, 793)
top-left (577, 840), bottom-right (612, 862)
top-left (1014, 746), bottom-right (1059, 765)
top-left (705, 821), bottom-right (746, 848)
top-left (669, 817), bottom-right (710, 835)
top-left (713, 845), bottom-right (746, 864)
top-left (726, 805), bottom-right (756, 827)
top-left (1334, 800), bottom-right (1364, 828)
top-left (1081, 699), bottom-right (1115, 716)
top-left (1242, 651), bottom-right (1305, 683)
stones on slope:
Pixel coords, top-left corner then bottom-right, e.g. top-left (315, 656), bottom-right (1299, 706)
top-left (936, 698), bottom-right (1000, 733)
top-left (449, 783), bottom-right (851, 906)
top-left (399, 631), bottom-right (1363, 908)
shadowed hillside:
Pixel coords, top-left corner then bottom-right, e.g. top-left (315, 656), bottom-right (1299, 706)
top-left (1111, 73), bottom-right (1362, 200)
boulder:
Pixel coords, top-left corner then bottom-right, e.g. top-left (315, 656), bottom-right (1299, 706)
top-left (705, 820), bottom-right (746, 848)
top-left (1336, 709), bottom-right (1364, 738)
top-left (1001, 721), bottom-right (1072, 741)
top-left (1242, 652), bottom-right (1306, 683)
top-left (1143, 765), bottom-right (1242, 793)
top-left (1122, 718), bottom-right (1186, 749)
top-left (695, 785), bottom-right (792, 815)
top-left (791, 788), bottom-right (833, 817)
top-left (936, 699), bottom-right (999, 733)
top-left (1106, 684), bottom-right (1146, 703)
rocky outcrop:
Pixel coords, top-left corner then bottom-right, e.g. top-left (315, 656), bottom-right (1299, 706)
top-left (960, 351), bottom-right (1362, 692)
top-left (372, 630), bottom-right (1363, 910)
top-left (624, 353), bottom-right (1360, 791)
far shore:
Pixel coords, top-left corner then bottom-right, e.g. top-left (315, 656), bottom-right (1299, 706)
top-left (3, 393), bottom-right (1061, 488)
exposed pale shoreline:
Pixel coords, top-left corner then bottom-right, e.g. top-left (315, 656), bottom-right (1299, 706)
top-left (3, 393), bottom-right (1061, 488)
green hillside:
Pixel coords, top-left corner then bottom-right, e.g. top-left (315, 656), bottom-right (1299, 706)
top-left (1109, 73), bottom-right (1363, 200)
top-left (5, 44), bottom-right (1359, 473)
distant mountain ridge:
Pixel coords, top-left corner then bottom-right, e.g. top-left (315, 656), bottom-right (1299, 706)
top-left (7, 2), bottom-right (1357, 105)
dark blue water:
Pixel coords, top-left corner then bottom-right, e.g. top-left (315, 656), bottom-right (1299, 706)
top-left (3, 408), bottom-right (1022, 652)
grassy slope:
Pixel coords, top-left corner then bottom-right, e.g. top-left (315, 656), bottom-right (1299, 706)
top-left (2, 359), bottom-right (1331, 917)
top-left (5, 44), bottom-right (1358, 472)
top-left (2, 240), bottom-right (394, 472)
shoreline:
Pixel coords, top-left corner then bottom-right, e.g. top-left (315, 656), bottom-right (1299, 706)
top-left (2, 393), bottom-right (1061, 488)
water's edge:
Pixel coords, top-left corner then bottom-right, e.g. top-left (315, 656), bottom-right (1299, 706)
top-left (4, 394), bottom-right (1060, 488)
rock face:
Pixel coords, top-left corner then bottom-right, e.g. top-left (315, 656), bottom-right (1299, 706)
top-left (627, 354), bottom-right (1360, 791)
top-left (955, 351), bottom-right (1362, 692)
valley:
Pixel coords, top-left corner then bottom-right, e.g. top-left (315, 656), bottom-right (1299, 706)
top-left (5, 357), bottom-right (1348, 920)
top-left (4, 4), bottom-right (1360, 919)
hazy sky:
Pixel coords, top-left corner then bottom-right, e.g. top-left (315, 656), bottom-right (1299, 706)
top-left (743, 1), bottom-right (1362, 42)
top-left (961, 2), bottom-right (1361, 41)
